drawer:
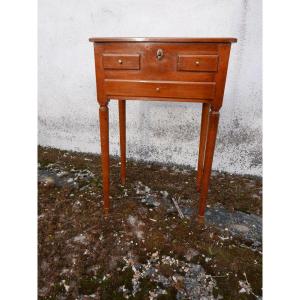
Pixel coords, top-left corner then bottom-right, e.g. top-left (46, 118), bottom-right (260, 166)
top-left (102, 54), bottom-right (140, 70)
top-left (177, 55), bottom-right (219, 72)
top-left (96, 43), bottom-right (219, 81)
top-left (104, 79), bottom-right (216, 100)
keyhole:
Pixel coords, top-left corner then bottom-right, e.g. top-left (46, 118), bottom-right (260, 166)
top-left (156, 49), bottom-right (164, 60)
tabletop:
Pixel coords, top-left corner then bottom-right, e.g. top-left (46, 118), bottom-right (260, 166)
top-left (89, 37), bottom-right (237, 43)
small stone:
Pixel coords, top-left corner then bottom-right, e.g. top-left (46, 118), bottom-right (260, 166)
top-left (142, 195), bottom-right (160, 207)
top-left (152, 251), bottom-right (159, 258)
top-left (79, 185), bottom-right (89, 191)
top-left (127, 215), bottom-right (137, 226)
top-left (40, 176), bottom-right (55, 187)
top-left (205, 257), bottom-right (212, 263)
top-left (73, 234), bottom-right (87, 244)
top-left (184, 248), bottom-right (199, 261)
top-left (161, 191), bottom-right (169, 198)
top-left (57, 171), bottom-right (69, 177)
top-left (231, 224), bottom-right (249, 233)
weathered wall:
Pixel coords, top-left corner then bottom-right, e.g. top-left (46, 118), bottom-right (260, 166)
top-left (38, 0), bottom-right (262, 176)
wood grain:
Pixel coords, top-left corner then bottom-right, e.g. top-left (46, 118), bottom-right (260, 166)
top-left (118, 100), bottom-right (126, 185)
top-left (104, 79), bottom-right (216, 100)
top-left (198, 111), bottom-right (220, 217)
top-left (177, 55), bottom-right (219, 72)
top-left (94, 43), bottom-right (219, 82)
top-left (99, 104), bottom-right (110, 214)
top-left (102, 54), bottom-right (140, 70)
top-left (197, 103), bottom-right (210, 192)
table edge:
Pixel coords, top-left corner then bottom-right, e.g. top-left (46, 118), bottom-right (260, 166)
top-left (89, 37), bottom-right (237, 43)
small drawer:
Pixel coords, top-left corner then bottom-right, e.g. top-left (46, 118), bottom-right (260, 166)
top-left (102, 54), bottom-right (140, 70)
top-left (104, 79), bottom-right (216, 100)
top-left (177, 55), bottom-right (219, 72)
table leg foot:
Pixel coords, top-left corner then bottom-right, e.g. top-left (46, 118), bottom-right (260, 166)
top-left (197, 215), bottom-right (205, 224)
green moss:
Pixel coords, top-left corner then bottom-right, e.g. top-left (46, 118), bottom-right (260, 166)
top-left (38, 146), bottom-right (262, 300)
top-left (133, 278), bottom-right (157, 299)
top-left (99, 267), bottom-right (134, 299)
top-left (78, 276), bottom-right (100, 295)
top-left (43, 282), bottom-right (65, 299)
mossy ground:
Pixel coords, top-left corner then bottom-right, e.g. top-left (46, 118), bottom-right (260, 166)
top-left (38, 146), bottom-right (262, 299)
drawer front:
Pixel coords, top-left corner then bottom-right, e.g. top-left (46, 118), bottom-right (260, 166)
top-left (104, 79), bottom-right (215, 100)
top-left (177, 55), bottom-right (219, 72)
top-left (102, 54), bottom-right (140, 70)
top-left (95, 43), bottom-right (219, 81)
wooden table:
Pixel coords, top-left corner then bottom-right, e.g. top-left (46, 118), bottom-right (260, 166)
top-left (89, 37), bottom-right (237, 219)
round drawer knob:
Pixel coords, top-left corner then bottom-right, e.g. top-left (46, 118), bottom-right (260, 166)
top-left (156, 87), bottom-right (160, 92)
top-left (118, 59), bottom-right (123, 64)
top-left (195, 61), bottom-right (200, 65)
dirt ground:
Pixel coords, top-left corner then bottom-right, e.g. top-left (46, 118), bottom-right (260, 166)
top-left (38, 146), bottom-right (262, 300)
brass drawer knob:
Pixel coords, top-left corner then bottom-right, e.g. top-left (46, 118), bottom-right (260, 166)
top-left (156, 87), bottom-right (160, 92)
top-left (195, 61), bottom-right (200, 65)
top-left (118, 59), bottom-right (123, 64)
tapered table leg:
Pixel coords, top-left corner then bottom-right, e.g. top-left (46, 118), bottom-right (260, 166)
top-left (118, 100), bottom-right (126, 185)
top-left (198, 110), bottom-right (220, 218)
top-left (99, 103), bottom-right (110, 214)
top-left (196, 103), bottom-right (210, 192)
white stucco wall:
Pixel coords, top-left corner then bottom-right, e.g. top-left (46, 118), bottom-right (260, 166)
top-left (38, 0), bottom-right (262, 176)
